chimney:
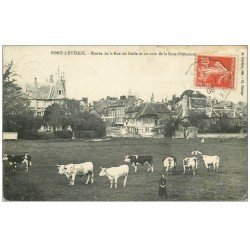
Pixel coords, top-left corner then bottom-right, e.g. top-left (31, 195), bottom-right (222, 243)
top-left (150, 93), bottom-right (154, 103)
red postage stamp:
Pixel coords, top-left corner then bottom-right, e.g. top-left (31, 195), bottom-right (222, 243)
top-left (195, 55), bottom-right (236, 89)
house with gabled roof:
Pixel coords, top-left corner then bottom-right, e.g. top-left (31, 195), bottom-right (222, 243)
top-left (124, 102), bottom-right (170, 137)
top-left (25, 70), bottom-right (66, 116)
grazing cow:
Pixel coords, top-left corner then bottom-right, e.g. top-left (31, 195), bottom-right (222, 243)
top-left (124, 155), bottom-right (153, 172)
top-left (202, 155), bottom-right (220, 172)
top-left (3, 153), bottom-right (32, 171)
top-left (99, 164), bottom-right (129, 188)
top-left (183, 156), bottom-right (198, 175)
top-left (163, 156), bottom-right (177, 174)
top-left (57, 162), bottom-right (94, 185)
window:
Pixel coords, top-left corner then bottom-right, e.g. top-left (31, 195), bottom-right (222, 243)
top-left (58, 90), bottom-right (62, 95)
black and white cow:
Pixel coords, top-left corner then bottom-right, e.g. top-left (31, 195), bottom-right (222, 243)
top-left (183, 156), bottom-right (198, 175)
top-left (3, 154), bottom-right (32, 171)
top-left (124, 155), bottom-right (153, 172)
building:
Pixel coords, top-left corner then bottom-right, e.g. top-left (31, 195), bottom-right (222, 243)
top-left (97, 95), bottom-right (143, 126)
top-left (93, 96), bottom-right (120, 116)
top-left (171, 91), bottom-right (245, 134)
top-left (186, 126), bottom-right (198, 138)
top-left (174, 93), bottom-right (244, 121)
top-left (102, 102), bottom-right (126, 125)
top-left (124, 102), bottom-right (170, 137)
top-left (25, 70), bottom-right (66, 116)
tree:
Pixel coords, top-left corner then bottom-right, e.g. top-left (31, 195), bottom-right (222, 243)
top-left (71, 111), bottom-right (106, 137)
top-left (43, 103), bottom-right (66, 131)
top-left (216, 114), bottom-right (231, 132)
top-left (180, 90), bottom-right (206, 99)
top-left (15, 115), bottom-right (45, 139)
top-left (64, 99), bottom-right (106, 137)
top-left (45, 99), bottom-right (106, 138)
top-left (3, 61), bottom-right (34, 133)
top-left (188, 112), bottom-right (209, 133)
top-left (63, 99), bottom-right (84, 131)
top-left (164, 119), bottom-right (175, 138)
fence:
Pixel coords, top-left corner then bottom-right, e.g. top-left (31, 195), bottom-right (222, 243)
top-left (198, 133), bottom-right (247, 139)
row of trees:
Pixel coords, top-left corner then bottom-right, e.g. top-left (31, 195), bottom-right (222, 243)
top-left (3, 61), bottom-right (106, 139)
top-left (43, 102), bottom-right (106, 138)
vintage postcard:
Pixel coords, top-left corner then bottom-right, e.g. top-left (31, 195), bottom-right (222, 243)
top-left (2, 45), bottom-right (248, 201)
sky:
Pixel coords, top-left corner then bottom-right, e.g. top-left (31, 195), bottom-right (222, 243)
top-left (3, 46), bottom-right (247, 103)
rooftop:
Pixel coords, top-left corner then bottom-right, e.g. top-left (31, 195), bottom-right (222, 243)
top-left (125, 102), bottom-right (170, 119)
top-left (25, 72), bottom-right (66, 100)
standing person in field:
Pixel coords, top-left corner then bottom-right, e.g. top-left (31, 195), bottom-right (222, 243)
top-left (158, 174), bottom-right (167, 199)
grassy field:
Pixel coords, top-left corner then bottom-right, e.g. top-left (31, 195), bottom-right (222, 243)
top-left (2, 137), bottom-right (248, 201)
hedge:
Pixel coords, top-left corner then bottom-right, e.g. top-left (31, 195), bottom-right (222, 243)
top-left (19, 130), bottom-right (39, 140)
top-left (75, 130), bottom-right (96, 138)
top-left (37, 131), bottom-right (55, 140)
top-left (54, 131), bottom-right (73, 139)
top-left (16, 130), bottom-right (99, 140)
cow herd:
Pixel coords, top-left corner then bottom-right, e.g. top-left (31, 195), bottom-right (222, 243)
top-left (3, 150), bottom-right (220, 188)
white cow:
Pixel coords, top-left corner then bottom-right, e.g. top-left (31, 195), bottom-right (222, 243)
top-left (163, 156), bottom-right (176, 175)
top-left (183, 156), bottom-right (198, 175)
top-left (57, 162), bottom-right (94, 185)
top-left (202, 155), bottom-right (220, 172)
top-left (191, 151), bottom-right (220, 172)
top-left (99, 164), bottom-right (129, 188)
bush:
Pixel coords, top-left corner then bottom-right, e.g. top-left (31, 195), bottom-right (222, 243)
top-left (38, 131), bottom-right (55, 140)
top-left (227, 125), bottom-right (241, 133)
top-left (75, 130), bottom-right (96, 138)
top-left (19, 130), bottom-right (39, 140)
top-left (54, 130), bottom-right (73, 139)
top-left (164, 121), bottom-right (175, 138)
top-left (207, 124), bottom-right (219, 133)
top-left (95, 122), bottom-right (106, 137)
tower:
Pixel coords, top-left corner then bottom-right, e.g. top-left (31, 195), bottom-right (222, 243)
top-left (150, 92), bottom-right (154, 103)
